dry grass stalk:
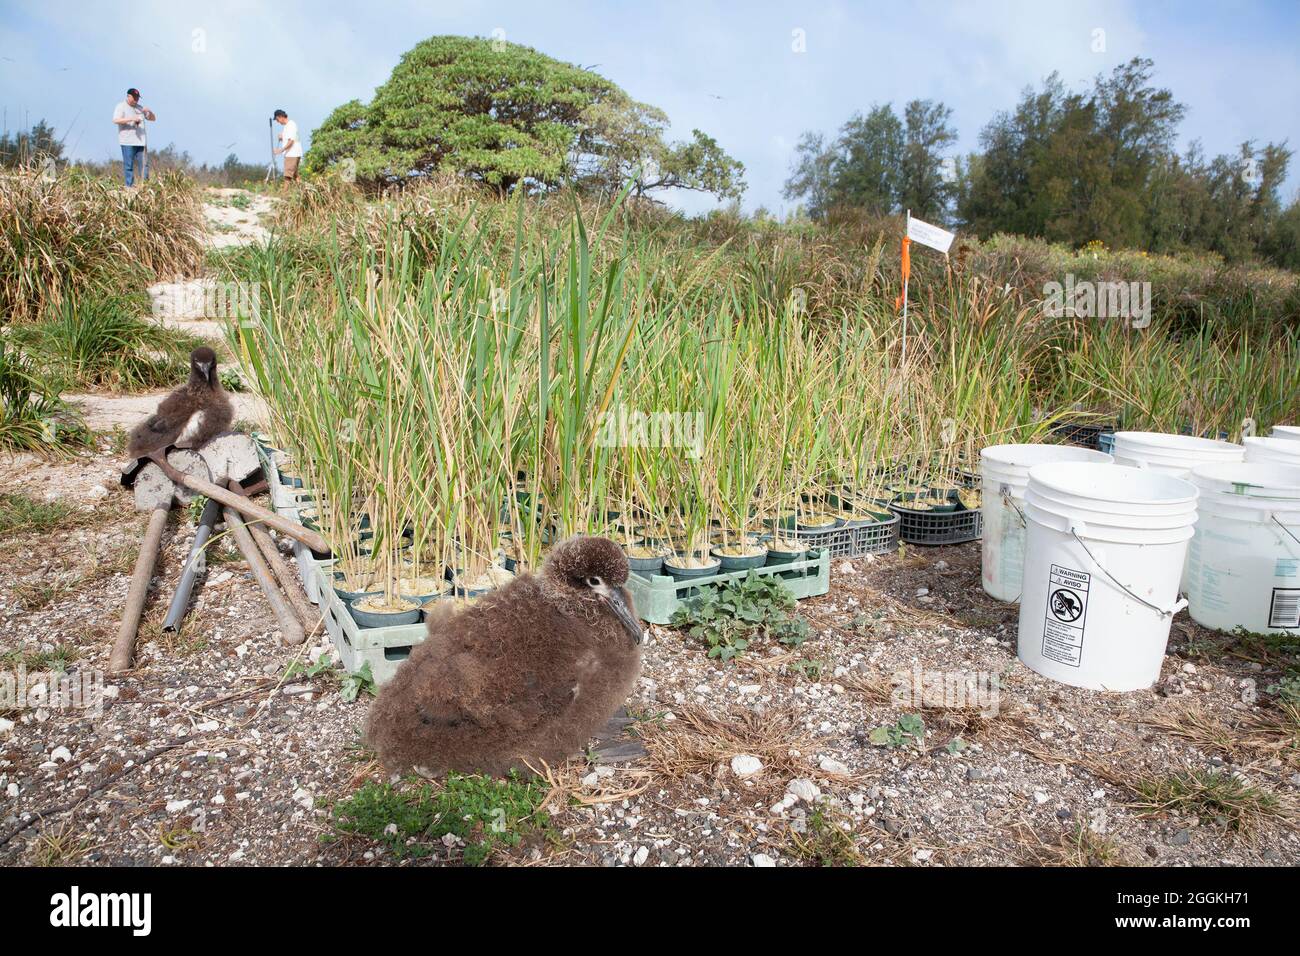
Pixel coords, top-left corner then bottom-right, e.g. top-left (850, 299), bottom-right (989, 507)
top-left (1142, 700), bottom-right (1300, 771)
top-left (526, 758), bottom-right (651, 812)
top-left (1010, 820), bottom-right (1129, 866)
top-left (639, 704), bottom-right (815, 783)
top-left (1021, 743), bottom-right (1298, 834)
top-left (842, 668), bottom-right (1029, 747)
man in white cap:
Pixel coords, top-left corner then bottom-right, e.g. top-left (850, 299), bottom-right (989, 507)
top-left (112, 87), bottom-right (155, 186)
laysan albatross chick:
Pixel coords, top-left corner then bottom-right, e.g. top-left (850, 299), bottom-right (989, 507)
top-left (126, 346), bottom-right (234, 467)
top-left (365, 536), bottom-right (645, 776)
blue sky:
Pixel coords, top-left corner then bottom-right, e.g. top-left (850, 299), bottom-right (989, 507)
top-left (3, 0), bottom-right (1297, 214)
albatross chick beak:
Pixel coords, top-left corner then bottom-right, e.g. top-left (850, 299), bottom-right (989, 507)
top-left (596, 584), bottom-right (644, 645)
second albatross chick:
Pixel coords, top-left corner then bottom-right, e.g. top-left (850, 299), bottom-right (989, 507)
top-left (365, 536), bottom-right (644, 776)
top-left (126, 346), bottom-right (234, 466)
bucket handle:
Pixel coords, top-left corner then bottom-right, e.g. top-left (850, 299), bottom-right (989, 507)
top-left (1069, 525), bottom-right (1188, 619)
top-left (1272, 515), bottom-right (1300, 548)
top-left (1000, 485), bottom-right (1027, 528)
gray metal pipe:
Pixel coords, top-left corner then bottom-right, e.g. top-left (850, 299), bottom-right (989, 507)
top-left (163, 496), bottom-right (223, 631)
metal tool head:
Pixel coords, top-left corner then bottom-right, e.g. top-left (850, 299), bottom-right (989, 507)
top-left (131, 449), bottom-right (211, 511)
top-left (199, 431), bottom-right (264, 488)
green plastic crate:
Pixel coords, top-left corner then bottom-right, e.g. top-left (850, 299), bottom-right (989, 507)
top-left (626, 548), bottom-right (830, 625)
top-left (255, 443), bottom-right (328, 602)
top-left (313, 563), bottom-right (425, 686)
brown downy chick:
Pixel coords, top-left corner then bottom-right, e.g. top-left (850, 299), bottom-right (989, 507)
top-left (126, 346), bottom-right (234, 463)
top-left (365, 536), bottom-right (644, 776)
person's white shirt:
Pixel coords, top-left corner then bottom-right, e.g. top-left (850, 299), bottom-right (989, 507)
top-left (114, 100), bottom-right (147, 147)
top-left (280, 119), bottom-right (303, 158)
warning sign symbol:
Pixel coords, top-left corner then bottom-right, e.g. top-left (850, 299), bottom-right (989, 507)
top-left (1049, 588), bottom-right (1084, 622)
top-left (1042, 565), bottom-right (1092, 668)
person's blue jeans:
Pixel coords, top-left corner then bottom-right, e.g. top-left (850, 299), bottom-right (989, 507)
top-left (121, 145), bottom-right (148, 186)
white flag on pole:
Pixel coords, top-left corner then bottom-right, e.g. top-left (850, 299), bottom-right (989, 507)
top-left (906, 214), bottom-right (956, 255)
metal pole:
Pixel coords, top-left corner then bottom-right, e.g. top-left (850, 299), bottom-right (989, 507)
top-left (163, 496), bottom-right (222, 631)
top-left (266, 117), bottom-right (278, 181)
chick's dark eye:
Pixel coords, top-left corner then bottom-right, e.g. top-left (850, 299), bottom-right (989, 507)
top-left (585, 576), bottom-right (603, 588)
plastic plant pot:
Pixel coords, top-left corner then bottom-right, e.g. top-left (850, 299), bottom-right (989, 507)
top-left (919, 492), bottom-right (959, 513)
top-left (764, 540), bottom-right (807, 565)
top-left (398, 576), bottom-right (452, 606)
top-left (711, 543), bottom-right (768, 571)
top-left (663, 553), bottom-right (722, 582)
top-left (836, 509), bottom-right (873, 529)
top-left (625, 545), bottom-right (667, 575)
top-left (333, 574), bottom-right (381, 605)
top-left (453, 565), bottom-right (516, 598)
top-left (349, 595), bottom-right (422, 628)
top-left (796, 512), bottom-right (843, 531)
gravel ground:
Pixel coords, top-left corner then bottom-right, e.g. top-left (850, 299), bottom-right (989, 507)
top-left (2, 441), bottom-right (1297, 867)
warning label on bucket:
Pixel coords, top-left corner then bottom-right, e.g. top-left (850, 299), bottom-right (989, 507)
top-left (1042, 564), bottom-right (1091, 667)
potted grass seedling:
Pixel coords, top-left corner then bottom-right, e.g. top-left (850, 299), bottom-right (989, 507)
top-left (662, 463), bottom-right (720, 581)
top-left (621, 446), bottom-right (672, 574)
top-left (711, 365), bottom-right (769, 572)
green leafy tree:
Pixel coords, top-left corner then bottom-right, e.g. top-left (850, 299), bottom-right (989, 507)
top-left (784, 100), bottom-right (954, 221)
top-left (306, 36), bottom-right (620, 190)
top-left (1263, 196), bottom-right (1300, 271)
top-left (831, 106), bottom-right (903, 215)
top-left (575, 94), bottom-right (745, 201)
top-left (782, 131), bottom-right (838, 218)
top-left (898, 99), bottom-right (958, 221)
top-left (307, 35), bottom-right (743, 201)
top-left (960, 59), bottom-right (1189, 249)
top-left (0, 120), bottom-right (64, 167)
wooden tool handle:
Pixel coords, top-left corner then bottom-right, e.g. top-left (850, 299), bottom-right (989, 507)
top-left (110, 507), bottom-right (169, 673)
top-left (231, 479), bottom-right (321, 638)
top-left (224, 506), bottom-right (305, 646)
top-left (163, 464), bottom-right (329, 554)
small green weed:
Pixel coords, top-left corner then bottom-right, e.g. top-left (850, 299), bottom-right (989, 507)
top-left (283, 657), bottom-right (376, 702)
top-left (0, 492), bottom-right (79, 537)
top-left (326, 772), bottom-right (552, 865)
top-left (671, 572), bottom-right (810, 662)
top-left (869, 713), bottom-right (926, 749)
top-left (1132, 768), bottom-right (1283, 832)
top-left (788, 806), bottom-right (863, 866)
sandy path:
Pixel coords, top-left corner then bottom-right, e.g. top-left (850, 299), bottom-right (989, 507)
top-left (56, 187), bottom-right (275, 430)
top-left (62, 390), bottom-right (268, 432)
top-left (143, 187), bottom-right (276, 333)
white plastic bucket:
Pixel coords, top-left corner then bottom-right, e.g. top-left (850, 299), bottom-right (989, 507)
top-left (980, 444), bottom-right (1113, 601)
top-left (1016, 463), bottom-right (1197, 691)
top-left (1270, 425), bottom-right (1300, 442)
top-left (1244, 436), bottom-right (1300, 466)
top-left (1186, 462), bottom-right (1300, 635)
top-left (1110, 431), bottom-right (1245, 476)
top-left (1110, 431), bottom-right (1243, 590)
